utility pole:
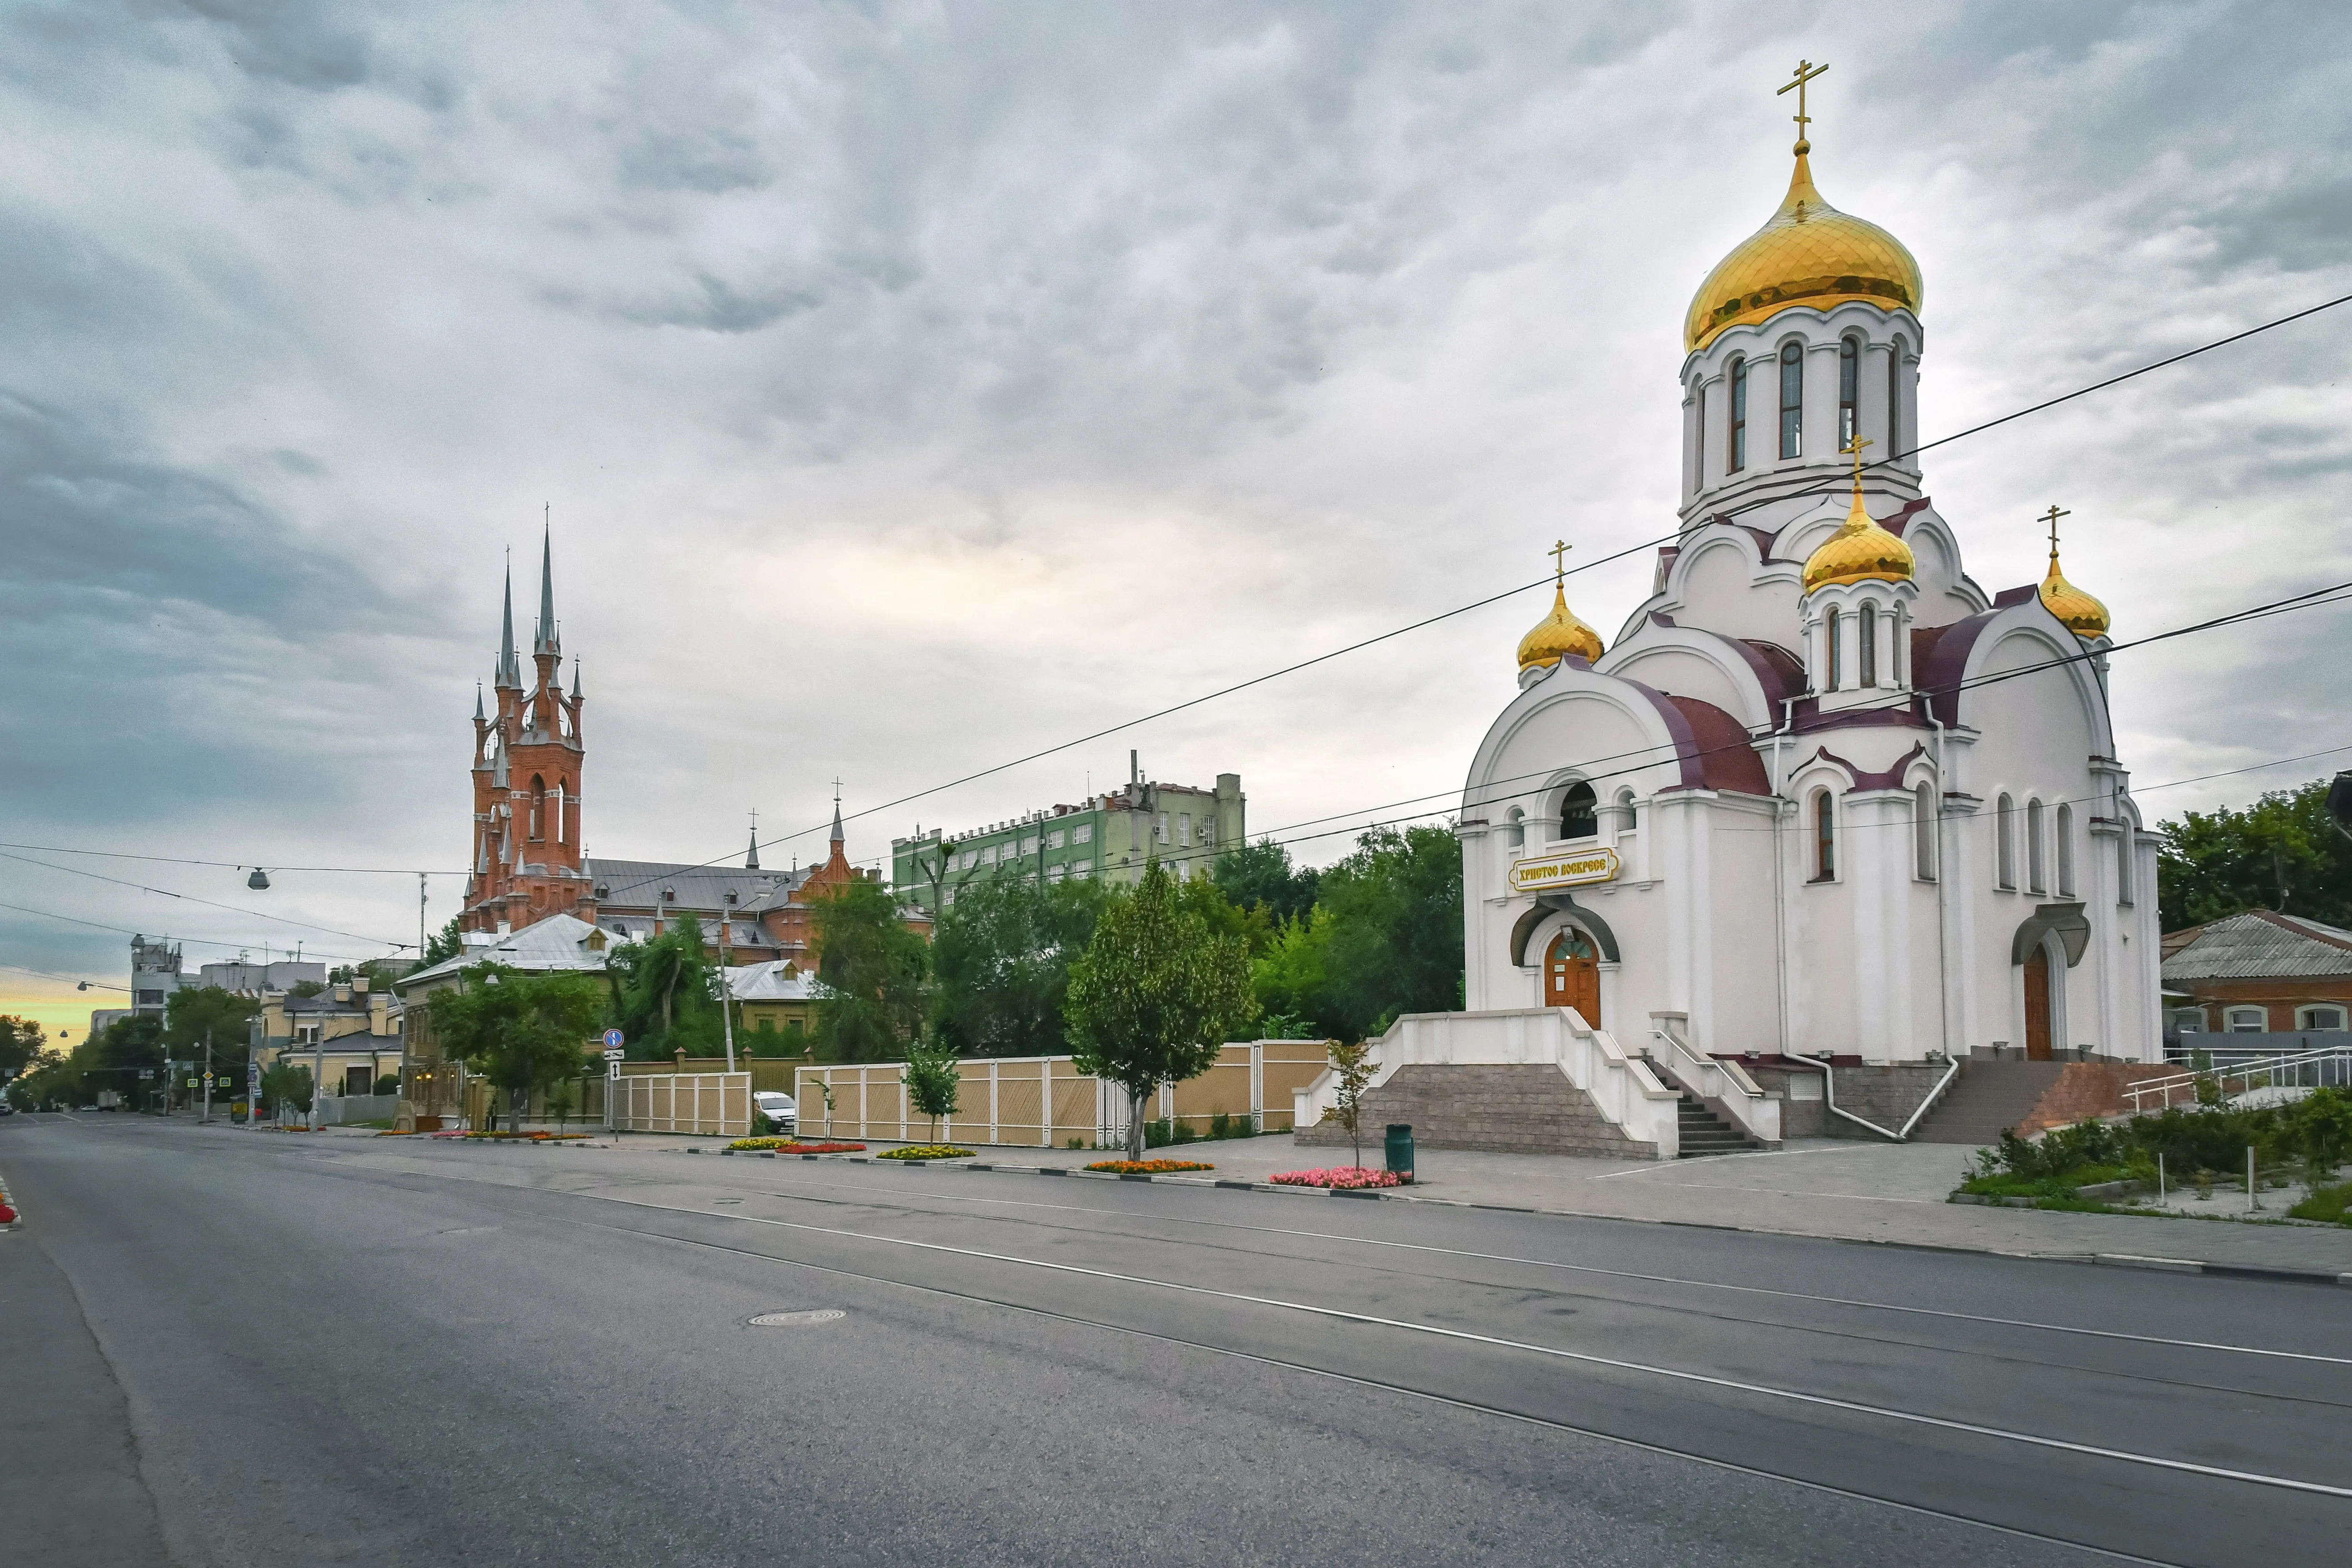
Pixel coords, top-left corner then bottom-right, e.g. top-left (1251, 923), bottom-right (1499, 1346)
top-left (201, 1027), bottom-right (213, 1124)
top-left (719, 898), bottom-right (738, 1073)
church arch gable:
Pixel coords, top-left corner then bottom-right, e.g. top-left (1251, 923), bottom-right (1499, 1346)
top-left (1464, 673), bottom-right (1691, 823)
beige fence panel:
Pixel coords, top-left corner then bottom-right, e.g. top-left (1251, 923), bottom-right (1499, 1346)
top-left (607, 1071), bottom-right (752, 1136)
top-left (796, 1040), bottom-right (1328, 1146)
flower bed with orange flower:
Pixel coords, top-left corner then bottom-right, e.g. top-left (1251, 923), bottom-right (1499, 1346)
top-left (728, 1138), bottom-right (867, 1153)
top-left (1085, 1158), bottom-right (1216, 1174)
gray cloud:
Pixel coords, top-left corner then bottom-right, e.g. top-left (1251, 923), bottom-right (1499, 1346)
top-left (1, 0), bottom-right (2349, 1004)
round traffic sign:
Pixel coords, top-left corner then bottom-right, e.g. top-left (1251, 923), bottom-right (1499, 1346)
top-left (602, 1028), bottom-right (625, 1048)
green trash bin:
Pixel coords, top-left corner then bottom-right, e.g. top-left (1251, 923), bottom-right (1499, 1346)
top-left (1384, 1123), bottom-right (1414, 1181)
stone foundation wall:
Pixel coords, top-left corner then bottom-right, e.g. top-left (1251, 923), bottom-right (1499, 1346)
top-left (1293, 1063), bottom-right (1658, 1159)
top-left (1748, 1064), bottom-right (1950, 1139)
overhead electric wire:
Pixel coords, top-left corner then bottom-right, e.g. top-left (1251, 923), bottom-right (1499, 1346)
top-left (0, 898), bottom-right (386, 963)
top-left (0, 849), bottom-right (418, 952)
top-left (0, 962), bottom-right (129, 992)
top-left (0, 844), bottom-right (462, 875)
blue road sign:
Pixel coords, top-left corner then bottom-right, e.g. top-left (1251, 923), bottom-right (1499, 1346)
top-left (602, 1028), bottom-right (625, 1049)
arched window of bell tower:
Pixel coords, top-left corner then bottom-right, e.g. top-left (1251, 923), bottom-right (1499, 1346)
top-left (529, 774), bottom-right (547, 841)
top-left (1728, 357), bottom-right (1748, 472)
top-left (1559, 782), bottom-right (1598, 843)
top-left (1778, 341), bottom-right (1804, 460)
top-left (1838, 335), bottom-right (1860, 450)
top-left (1859, 601), bottom-right (1878, 687)
top-left (1888, 335), bottom-right (1909, 458)
top-left (1823, 608), bottom-right (1842, 692)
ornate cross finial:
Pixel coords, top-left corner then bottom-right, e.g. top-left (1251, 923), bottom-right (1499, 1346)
top-left (1777, 58), bottom-right (1828, 152)
top-left (749, 806), bottom-right (759, 833)
top-left (2039, 504), bottom-right (2071, 559)
top-left (1548, 538), bottom-right (1571, 585)
top-left (831, 776), bottom-right (842, 803)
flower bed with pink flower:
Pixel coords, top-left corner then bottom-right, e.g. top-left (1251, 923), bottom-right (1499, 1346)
top-left (1269, 1166), bottom-right (1406, 1189)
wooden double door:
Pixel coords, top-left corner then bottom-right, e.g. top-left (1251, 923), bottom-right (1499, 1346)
top-left (1545, 930), bottom-right (1601, 1028)
top-left (2023, 948), bottom-right (2054, 1060)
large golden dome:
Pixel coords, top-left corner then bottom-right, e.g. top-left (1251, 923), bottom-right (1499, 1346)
top-left (1802, 482), bottom-right (1916, 593)
top-left (1685, 148), bottom-right (1923, 353)
top-left (1518, 584), bottom-right (1605, 671)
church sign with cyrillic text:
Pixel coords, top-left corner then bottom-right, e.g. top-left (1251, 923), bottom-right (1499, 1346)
top-left (1509, 847), bottom-right (1620, 893)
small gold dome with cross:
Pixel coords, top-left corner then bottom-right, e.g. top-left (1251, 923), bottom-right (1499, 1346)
top-left (1518, 541), bottom-right (1605, 671)
top-left (1802, 438), bottom-right (1916, 592)
top-left (2034, 506), bottom-right (2110, 639)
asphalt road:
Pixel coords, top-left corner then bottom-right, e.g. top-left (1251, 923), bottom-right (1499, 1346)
top-left (3, 1114), bottom-right (2346, 1567)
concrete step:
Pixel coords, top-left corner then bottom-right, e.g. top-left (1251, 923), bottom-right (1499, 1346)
top-left (1675, 1094), bottom-right (1753, 1157)
top-left (1909, 1060), bottom-right (2067, 1145)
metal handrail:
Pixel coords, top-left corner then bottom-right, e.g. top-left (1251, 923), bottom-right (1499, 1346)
top-left (1645, 1026), bottom-right (1773, 1144)
top-left (1897, 1055), bottom-right (1963, 1140)
top-left (2125, 1045), bottom-right (2352, 1113)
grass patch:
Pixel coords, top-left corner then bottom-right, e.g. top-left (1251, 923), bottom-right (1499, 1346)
top-left (1956, 1162), bottom-right (2139, 1199)
top-left (2289, 1181), bottom-right (2352, 1225)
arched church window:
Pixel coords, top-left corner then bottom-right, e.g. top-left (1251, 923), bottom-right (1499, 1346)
top-left (1728, 358), bottom-right (1748, 472)
top-left (2117, 806), bottom-right (2136, 906)
top-left (1693, 385), bottom-right (1708, 491)
top-left (1560, 782), bottom-right (1598, 842)
top-left (1504, 806), bottom-right (1525, 849)
top-left (529, 774), bottom-right (547, 841)
top-left (1813, 791), bottom-right (1836, 881)
top-left (1823, 608), bottom-right (1841, 692)
top-left (2027, 798), bottom-right (2047, 893)
top-left (1838, 336), bottom-right (1859, 449)
top-left (557, 777), bottom-right (572, 844)
top-left (1859, 602), bottom-right (1878, 687)
top-left (1615, 788), bottom-right (1638, 834)
top-left (1890, 607), bottom-right (1905, 685)
top-left (1888, 336), bottom-right (1907, 457)
top-left (1996, 794), bottom-right (2017, 889)
top-left (1778, 341), bottom-right (1803, 459)
top-left (2056, 803), bottom-right (2075, 897)
top-left (1914, 782), bottom-right (1937, 881)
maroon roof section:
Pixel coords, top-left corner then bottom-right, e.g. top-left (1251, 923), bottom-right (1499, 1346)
top-left (1809, 741), bottom-right (1929, 792)
top-left (1738, 638), bottom-right (1806, 706)
top-left (1667, 696), bottom-right (1772, 795)
top-left (1877, 497), bottom-right (1931, 537)
top-left (1612, 675), bottom-right (1709, 792)
top-left (1915, 606), bottom-right (2000, 727)
top-left (1992, 584), bottom-right (2039, 609)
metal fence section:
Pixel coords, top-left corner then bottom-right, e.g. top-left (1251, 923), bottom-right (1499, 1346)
top-left (797, 1040), bottom-right (1331, 1148)
top-left (607, 1072), bottom-right (753, 1136)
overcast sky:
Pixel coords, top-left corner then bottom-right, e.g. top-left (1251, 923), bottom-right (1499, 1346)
top-left (5, 1), bottom-right (2350, 1035)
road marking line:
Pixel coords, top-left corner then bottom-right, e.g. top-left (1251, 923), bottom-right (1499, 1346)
top-left (765, 1176), bottom-right (2352, 1367)
top-left (585, 1190), bottom-right (2352, 1499)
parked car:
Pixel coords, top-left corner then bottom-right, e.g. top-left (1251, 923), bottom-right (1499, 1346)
top-left (752, 1091), bottom-right (798, 1136)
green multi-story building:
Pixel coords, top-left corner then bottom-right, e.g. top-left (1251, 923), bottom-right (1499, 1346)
top-left (891, 757), bottom-right (1244, 913)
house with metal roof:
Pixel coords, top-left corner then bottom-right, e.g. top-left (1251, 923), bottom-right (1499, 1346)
top-left (2160, 910), bottom-right (2352, 1036)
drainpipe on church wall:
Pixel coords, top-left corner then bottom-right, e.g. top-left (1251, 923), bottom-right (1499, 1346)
top-left (1770, 697), bottom-right (1798, 1059)
top-left (1927, 712), bottom-right (1955, 1063)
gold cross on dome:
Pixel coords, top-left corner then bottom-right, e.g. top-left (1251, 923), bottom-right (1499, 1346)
top-left (1549, 538), bottom-right (1572, 584)
top-left (2040, 504), bottom-right (2071, 558)
top-left (1778, 59), bottom-right (1828, 148)
top-left (1841, 432), bottom-right (1873, 485)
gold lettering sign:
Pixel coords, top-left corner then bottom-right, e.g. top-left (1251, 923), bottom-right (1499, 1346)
top-left (1509, 847), bottom-right (1620, 893)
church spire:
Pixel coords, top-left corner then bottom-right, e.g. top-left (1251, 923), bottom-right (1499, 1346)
top-left (496, 558), bottom-right (521, 689)
top-left (534, 518), bottom-right (558, 656)
top-left (830, 780), bottom-right (845, 848)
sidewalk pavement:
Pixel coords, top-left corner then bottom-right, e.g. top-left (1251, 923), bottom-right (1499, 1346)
top-left (261, 1121), bottom-right (2352, 1279)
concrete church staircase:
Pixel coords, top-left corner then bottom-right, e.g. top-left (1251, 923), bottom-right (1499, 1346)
top-left (1907, 1060), bottom-right (2066, 1145)
top-left (1675, 1094), bottom-right (1754, 1157)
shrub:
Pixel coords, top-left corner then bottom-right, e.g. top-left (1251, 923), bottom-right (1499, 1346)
top-left (728, 1137), bottom-right (866, 1153)
top-left (1271, 1166), bottom-right (1405, 1190)
top-left (1086, 1158), bottom-right (1216, 1174)
top-left (2289, 1181), bottom-right (2352, 1225)
top-left (878, 1145), bottom-right (975, 1160)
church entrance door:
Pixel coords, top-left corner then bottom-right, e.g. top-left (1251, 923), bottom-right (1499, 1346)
top-left (1545, 930), bottom-right (1601, 1028)
top-left (2023, 948), bottom-right (2053, 1061)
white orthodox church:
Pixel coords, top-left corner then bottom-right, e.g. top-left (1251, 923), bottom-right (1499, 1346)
top-left (1299, 83), bottom-right (2163, 1157)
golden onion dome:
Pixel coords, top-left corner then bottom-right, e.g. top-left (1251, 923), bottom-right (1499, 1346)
top-left (1685, 147), bottom-right (1924, 353)
top-left (2038, 549), bottom-right (2110, 640)
top-left (1517, 583), bottom-right (1605, 672)
top-left (1801, 481), bottom-right (1915, 593)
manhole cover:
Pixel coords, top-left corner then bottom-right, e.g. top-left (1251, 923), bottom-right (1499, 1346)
top-left (747, 1309), bottom-right (845, 1328)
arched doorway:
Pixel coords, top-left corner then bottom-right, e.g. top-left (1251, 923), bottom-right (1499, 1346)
top-left (2022, 946), bottom-right (2054, 1060)
top-left (1545, 929), bottom-right (1600, 1027)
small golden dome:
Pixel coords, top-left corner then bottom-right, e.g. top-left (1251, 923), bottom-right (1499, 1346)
top-left (1685, 148), bottom-right (1924, 353)
top-left (1802, 483), bottom-right (1915, 593)
top-left (1518, 584), bottom-right (1604, 672)
top-left (2039, 552), bottom-right (2110, 639)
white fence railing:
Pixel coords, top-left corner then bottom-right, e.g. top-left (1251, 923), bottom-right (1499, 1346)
top-left (607, 1072), bottom-right (752, 1137)
top-left (2125, 1046), bottom-right (2352, 1113)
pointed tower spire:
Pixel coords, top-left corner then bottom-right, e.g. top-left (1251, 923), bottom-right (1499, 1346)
top-left (496, 558), bottom-right (521, 688)
top-left (830, 779), bottom-right (845, 847)
top-left (474, 683), bottom-right (485, 722)
top-left (746, 832), bottom-right (761, 872)
top-left (535, 518), bottom-right (557, 655)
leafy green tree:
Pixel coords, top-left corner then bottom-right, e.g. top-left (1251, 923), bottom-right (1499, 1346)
top-left (427, 964), bottom-right (607, 1131)
top-left (1065, 860), bottom-right (1258, 1160)
top-left (0, 1015), bottom-right (45, 1080)
top-left (810, 880), bottom-right (929, 1063)
top-left (260, 1060), bottom-right (313, 1118)
top-left (1323, 1038), bottom-right (1377, 1169)
top-left (901, 1037), bottom-right (963, 1141)
top-left (420, 916), bottom-right (466, 966)
top-left (606, 916), bottom-right (720, 1058)
top-left (929, 875), bottom-right (1108, 1057)
top-left (1214, 839), bottom-right (1321, 927)
top-left (2158, 778), bottom-right (2352, 931)
top-left (1250, 826), bottom-right (1462, 1042)
top-left (165, 987), bottom-right (259, 1083)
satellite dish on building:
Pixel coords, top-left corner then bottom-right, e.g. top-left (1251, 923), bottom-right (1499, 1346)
top-left (246, 867), bottom-right (272, 891)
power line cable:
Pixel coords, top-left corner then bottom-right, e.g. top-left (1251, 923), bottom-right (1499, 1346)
top-left (0, 900), bottom-right (391, 964)
top-left (0, 850), bottom-right (417, 952)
